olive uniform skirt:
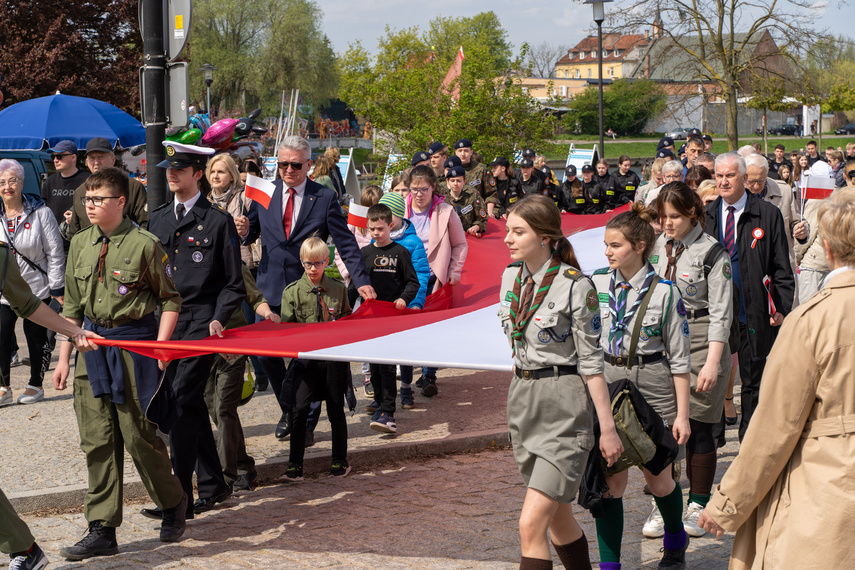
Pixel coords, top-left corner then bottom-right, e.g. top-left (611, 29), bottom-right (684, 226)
top-left (687, 316), bottom-right (731, 423)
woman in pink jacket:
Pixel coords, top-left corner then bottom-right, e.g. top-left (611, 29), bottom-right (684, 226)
top-left (404, 164), bottom-right (468, 396)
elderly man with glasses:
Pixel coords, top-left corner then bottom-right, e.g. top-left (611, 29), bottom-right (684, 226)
top-left (234, 136), bottom-right (375, 439)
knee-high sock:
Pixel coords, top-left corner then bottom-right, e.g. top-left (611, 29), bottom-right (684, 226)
top-left (595, 498), bottom-right (623, 563)
top-left (519, 556), bottom-right (553, 570)
top-left (653, 480), bottom-right (684, 534)
top-left (688, 451), bottom-right (716, 506)
top-left (553, 533), bottom-right (592, 570)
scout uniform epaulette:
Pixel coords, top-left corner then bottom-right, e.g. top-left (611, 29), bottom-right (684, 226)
top-left (564, 268), bottom-right (584, 281)
top-left (507, 261), bottom-right (523, 268)
top-left (592, 267), bottom-right (610, 276)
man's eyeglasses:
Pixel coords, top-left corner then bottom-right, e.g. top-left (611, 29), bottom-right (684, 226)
top-left (81, 196), bottom-right (121, 207)
top-left (277, 159), bottom-right (309, 171)
top-left (52, 153), bottom-right (75, 160)
top-left (410, 186), bottom-right (432, 194)
top-left (0, 178), bottom-right (21, 188)
top-left (746, 179), bottom-right (765, 187)
top-left (301, 260), bottom-right (326, 269)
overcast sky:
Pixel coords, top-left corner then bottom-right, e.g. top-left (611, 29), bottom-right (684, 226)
top-left (322, 0), bottom-right (852, 60)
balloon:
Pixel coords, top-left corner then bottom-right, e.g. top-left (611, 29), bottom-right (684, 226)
top-left (178, 128), bottom-right (202, 144)
top-left (200, 118), bottom-right (239, 149)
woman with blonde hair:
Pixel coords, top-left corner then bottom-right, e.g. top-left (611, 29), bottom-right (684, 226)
top-left (206, 153), bottom-right (253, 267)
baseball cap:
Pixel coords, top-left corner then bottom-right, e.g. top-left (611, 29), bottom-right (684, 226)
top-left (581, 164), bottom-right (594, 173)
top-left (49, 140), bottom-right (78, 156)
top-left (522, 148), bottom-right (536, 158)
top-left (489, 156), bottom-right (510, 167)
top-left (520, 158), bottom-right (534, 168)
top-left (85, 137), bottom-right (114, 155)
top-left (565, 165), bottom-right (577, 177)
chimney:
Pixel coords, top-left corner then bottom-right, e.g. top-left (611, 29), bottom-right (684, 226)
top-left (645, 29), bottom-right (649, 39)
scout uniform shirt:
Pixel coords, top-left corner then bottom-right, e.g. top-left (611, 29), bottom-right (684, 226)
top-left (448, 187), bottom-right (488, 234)
top-left (0, 241), bottom-right (42, 318)
top-left (498, 259), bottom-right (603, 375)
top-left (281, 272), bottom-right (351, 323)
top-left (592, 264), bottom-right (691, 421)
top-left (649, 223), bottom-right (733, 345)
top-left (64, 217), bottom-right (181, 325)
top-left (463, 160), bottom-right (495, 203)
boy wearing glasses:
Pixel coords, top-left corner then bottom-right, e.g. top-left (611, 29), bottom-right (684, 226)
top-left (52, 166), bottom-right (188, 560)
top-left (279, 237), bottom-right (353, 480)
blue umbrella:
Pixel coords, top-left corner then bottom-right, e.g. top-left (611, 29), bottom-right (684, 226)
top-left (0, 93), bottom-right (145, 150)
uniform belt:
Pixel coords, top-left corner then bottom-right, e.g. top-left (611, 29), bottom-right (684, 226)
top-left (801, 414), bottom-right (855, 439)
top-left (514, 365), bottom-right (578, 379)
top-left (604, 352), bottom-right (665, 367)
top-left (87, 317), bottom-right (128, 329)
top-left (685, 308), bottom-right (709, 319)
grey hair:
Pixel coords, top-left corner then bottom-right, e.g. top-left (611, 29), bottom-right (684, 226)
top-left (278, 136), bottom-right (312, 161)
top-left (737, 145), bottom-right (756, 158)
top-left (662, 160), bottom-right (684, 176)
top-left (0, 159), bottom-right (25, 180)
top-left (745, 153), bottom-right (770, 175)
top-left (715, 152), bottom-right (747, 176)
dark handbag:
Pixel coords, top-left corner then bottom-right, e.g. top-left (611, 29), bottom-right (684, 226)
top-left (602, 383), bottom-right (658, 475)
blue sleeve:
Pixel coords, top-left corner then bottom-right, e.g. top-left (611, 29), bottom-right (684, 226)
top-left (405, 236), bottom-right (429, 309)
top-left (241, 200), bottom-right (260, 245)
top-left (327, 195), bottom-right (371, 290)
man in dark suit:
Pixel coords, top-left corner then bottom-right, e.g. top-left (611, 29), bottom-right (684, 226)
top-left (704, 153), bottom-right (795, 441)
top-left (235, 136), bottom-right (375, 436)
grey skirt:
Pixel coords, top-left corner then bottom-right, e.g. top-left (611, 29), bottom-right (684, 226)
top-left (507, 371), bottom-right (594, 503)
top-left (688, 316), bottom-right (732, 423)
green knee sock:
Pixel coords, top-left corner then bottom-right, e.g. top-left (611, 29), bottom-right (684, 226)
top-left (654, 481), bottom-right (685, 534)
top-left (688, 492), bottom-right (711, 507)
top-left (596, 498), bottom-right (624, 563)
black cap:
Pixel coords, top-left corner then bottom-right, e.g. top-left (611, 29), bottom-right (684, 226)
top-left (444, 156), bottom-right (462, 169)
top-left (489, 156), bottom-right (510, 167)
top-left (702, 134), bottom-right (713, 142)
top-left (411, 151), bottom-right (430, 166)
top-left (520, 158), bottom-right (534, 168)
top-left (581, 164), bottom-right (594, 173)
top-left (427, 142), bottom-right (445, 156)
top-left (522, 148), bottom-right (536, 157)
top-left (541, 166), bottom-right (552, 176)
top-left (688, 127), bottom-right (702, 136)
top-left (678, 144), bottom-right (687, 154)
top-left (86, 137), bottom-right (114, 155)
top-left (656, 149), bottom-right (676, 159)
top-left (446, 166), bottom-right (466, 179)
top-left (565, 165), bottom-right (577, 177)
top-left (657, 136), bottom-right (674, 150)
top-left (454, 138), bottom-right (472, 149)
top-left (157, 141), bottom-right (215, 169)
top-left (49, 140), bottom-right (78, 155)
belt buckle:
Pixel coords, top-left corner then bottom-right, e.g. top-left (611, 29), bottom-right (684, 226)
top-left (521, 369), bottom-right (534, 380)
top-left (95, 318), bottom-right (106, 327)
top-left (614, 356), bottom-right (625, 367)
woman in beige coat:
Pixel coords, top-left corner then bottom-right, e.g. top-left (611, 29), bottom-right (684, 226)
top-left (698, 187), bottom-right (855, 568)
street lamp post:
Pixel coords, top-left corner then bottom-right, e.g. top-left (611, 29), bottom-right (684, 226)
top-left (585, 0), bottom-right (613, 160)
top-left (199, 64), bottom-right (217, 116)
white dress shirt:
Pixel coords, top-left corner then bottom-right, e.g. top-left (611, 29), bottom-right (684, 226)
top-left (175, 191), bottom-right (201, 220)
top-left (281, 178), bottom-right (308, 229)
top-left (721, 190), bottom-right (748, 241)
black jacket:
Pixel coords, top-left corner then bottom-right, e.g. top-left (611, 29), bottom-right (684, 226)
top-left (495, 177), bottom-right (524, 211)
top-left (597, 172), bottom-right (628, 209)
top-left (613, 170), bottom-right (641, 202)
top-left (519, 173), bottom-right (546, 197)
top-left (558, 179), bottom-right (585, 213)
top-left (582, 178), bottom-right (606, 215)
top-left (704, 192), bottom-right (795, 360)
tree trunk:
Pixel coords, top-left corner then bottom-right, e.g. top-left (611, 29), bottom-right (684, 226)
top-left (763, 110), bottom-right (768, 155)
top-left (725, 82), bottom-right (739, 151)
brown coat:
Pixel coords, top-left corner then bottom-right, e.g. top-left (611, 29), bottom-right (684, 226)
top-left (704, 270), bottom-right (855, 569)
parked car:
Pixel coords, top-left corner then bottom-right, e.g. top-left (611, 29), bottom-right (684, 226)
top-left (665, 127), bottom-right (696, 140)
top-left (768, 124), bottom-right (800, 136)
top-left (0, 150), bottom-right (53, 196)
top-left (835, 123), bottom-right (855, 135)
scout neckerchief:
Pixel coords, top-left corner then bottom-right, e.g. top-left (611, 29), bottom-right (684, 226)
top-left (508, 253), bottom-right (561, 355)
top-left (663, 239), bottom-right (685, 281)
top-left (608, 263), bottom-right (656, 355)
top-left (311, 286), bottom-right (332, 322)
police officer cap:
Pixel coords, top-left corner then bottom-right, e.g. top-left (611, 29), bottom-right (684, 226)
top-left (565, 164), bottom-right (577, 177)
top-left (702, 134), bottom-right (713, 142)
top-left (522, 148), bottom-right (536, 158)
top-left (454, 138), bottom-right (473, 149)
top-left (657, 136), bottom-right (674, 150)
top-left (656, 149), bottom-right (676, 159)
top-left (520, 158), bottom-right (534, 168)
top-left (489, 156), bottom-right (510, 167)
top-left (688, 127), bottom-right (702, 136)
top-left (581, 164), bottom-right (594, 173)
top-left (157, 141), bottom-right (216, 169)
top-left (541, 166), bottom-right (552, 176)
top-left (678, 143), bottom-right (687, 154)
top-left (446, 166), bottom-right (466, 179)
top-left (427, 142), bottom-right (445, 156)
top-left (410, 151), bottom-right (430, 166)
top-left (444, 156), bottom-right (462, 169)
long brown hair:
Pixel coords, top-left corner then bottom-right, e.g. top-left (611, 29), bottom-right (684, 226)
top-left (606, 201), bottom-right (656, 258)
top-left (656, 181), bottom-right (705, 228)
top-left (508, 195), bottom-right (580, 268)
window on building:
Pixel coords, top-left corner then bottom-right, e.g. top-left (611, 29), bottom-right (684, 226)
top-left (575, 69), bottom-right (581, 79)
top-left (603, 50), bottom-right (610, 58)
top-left (591, 51), bottom-right (597, 58)
top-left (560, 85), bottom-right (567, 97)
top-left (588, 69), bottom-right (592, 78)
top-left (609, 67), bottom-right (614, 77)
top-left (564, 70), bottom-right (569, 78)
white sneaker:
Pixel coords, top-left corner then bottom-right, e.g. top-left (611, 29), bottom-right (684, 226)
top-left (17, 386), bottom-right (44, 405)
top-left (683, 501), bottom-right (707, 537)
top-left (643, 499), bottom-right (665, 538)
top-left (0, 387), bottom-right (12, 406)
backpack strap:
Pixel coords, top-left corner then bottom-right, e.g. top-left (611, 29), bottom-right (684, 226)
top-left (702, 242), bottom-right (728, 279)
top-left (626, 276), bottom-right (661, 370)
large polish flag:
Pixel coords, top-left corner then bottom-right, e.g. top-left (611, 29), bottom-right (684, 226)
top-left (244, 175), bottom-right (276, 209)
top-left (101, 208), bottom-right (623, 371)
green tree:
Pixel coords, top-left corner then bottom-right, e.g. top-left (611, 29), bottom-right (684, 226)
top-left (339, 16), bottom-right (556, 171)
top-left (563, 79), bottom-right (666, 136)
top-left (745, 76), bottom-right (793, 154)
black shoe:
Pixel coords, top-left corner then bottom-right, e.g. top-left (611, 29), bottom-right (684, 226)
top-left (9, 541), bottom-right (49, 570)
top-left (59, 521), bottom-right (118, 561)
top-left (658, 533), bottom-right (689, 569)
top-left (193, 488), bottom-right (232, 514)
top-left (420, 374), bottom-right (438, 397)
top-left (160, 493), bottom-right (187, 543)
top-left (233, 472), bottom-right (257, 492)
top-left (255, 377), bottom-right (269, 391)
top-left (305, 429), bottom-right (315, 448)
top-left (414, 375), bottom-right (427, 389)
top-left (275, 411), bottom-right (293, 439)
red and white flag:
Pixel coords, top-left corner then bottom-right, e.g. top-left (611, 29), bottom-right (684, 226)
top-left (802, 175), bottom-right (835, 201)
top-left (244, 175), bottom-right (276, 209)
top-left (442, 46), bottom-right (465, 100)
top-left (347, 203), bottom-right (369, 228)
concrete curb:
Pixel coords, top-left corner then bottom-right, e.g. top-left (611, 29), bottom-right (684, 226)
top-left (10, 429), bottom-right (510, 514)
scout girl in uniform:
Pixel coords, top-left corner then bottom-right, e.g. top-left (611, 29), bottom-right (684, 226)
top-left (649, 182), bottom-right (732, 538)
top-left (499, 195), bottom-right (622, 570)
top-left (590, 202), bottom-right (692, 570)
